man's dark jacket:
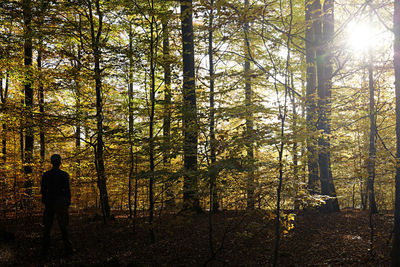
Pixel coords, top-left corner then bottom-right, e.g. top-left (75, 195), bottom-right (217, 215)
top-left (41, 168), bottom-right (71, 206)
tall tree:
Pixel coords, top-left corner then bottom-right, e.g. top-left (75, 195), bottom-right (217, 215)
top-left (180, 0), bottom-right (200, 212)
top-left (162, 13), bottom-right (174, 210)
top-left (87, 0), bottom-right (110, 219)
top-left (148, 0), bottom-right (157, 242)
top-left (208, 0), bottom-right (218, 212)
top-left (22, 0), bottom-right (34, 194)
top-left (37, 0), bottom-right (49, 169)
top-left (322, 0), bottom-right (339, 211)
top-left (391, 0), bottom-right (400, 264)
top-left (367, 8), bottom-right (378, 214)
top-left (305, 0), bottom-right (318, 194)
top-left (244, 0), bottom-right (254, 210)
top-left (316, 0), bottom-right (339, 212)
top-left (128, 20), bottom-right (134, 218)
top-left (74, 14), bottom-right (84, 180)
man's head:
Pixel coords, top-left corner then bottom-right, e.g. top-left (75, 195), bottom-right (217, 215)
top-left (50, 154), bottom-right (62, 168)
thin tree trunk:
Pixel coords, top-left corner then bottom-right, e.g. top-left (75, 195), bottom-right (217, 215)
top-left (133, 154), bottom-right (139, 229)
top-left (88, 0), bottom-right (110, 220)
top-left (75, 50), bottom-right (81, 179)
top-left (208, 0), bottom-right (218, 212)
top-left (208, 0), bottom-right (216, 258)
top-left (244, 0), bottom-right (254, 210)
top-left (391, 0), bottom-right (400, 264)
top-left (367, 9), bottom-right (378, 213)
top-left (38, 42), bottom-right (45, 170)
top-left (148, 6), bottom-right (156, 243)
top-left (38, 0), bottom-right (48, 171)
top-left (0, 72), bottom-right (8, 163)
top-left (23, 0), bottom-right (34, 194)
top-left (128, 22), bottom-right (134, 219)
top-left (180, 0), bottom-right (200, 212)
top-left (290, 73), bottom-right (299, 210)
top-left (273, 1), bottom-right (293, 265)
top-left (305, 0), bottom-right (318, 194)
top-left (162, 16), bottom-right (174, 210)
top-left (75, 15), bottom-right (83, 180)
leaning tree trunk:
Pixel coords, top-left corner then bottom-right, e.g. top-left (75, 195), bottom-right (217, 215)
top-left (88, 0), bottom-right (110, 219)
top-left (305, 0), bottom-right (319, 194)
top-left (244, 0), bottom-right (255, 210)
top-left (180, 0), bottom-right (200, 212)
top-left (391, 0), bottom-right (400, 265)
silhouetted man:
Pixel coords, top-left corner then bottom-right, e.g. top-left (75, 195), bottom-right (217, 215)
top-left (40, 154), bottom-right (72, 256)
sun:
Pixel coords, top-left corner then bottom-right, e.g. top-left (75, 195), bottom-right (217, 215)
top-left (347, 21), bottom-right (379, 55)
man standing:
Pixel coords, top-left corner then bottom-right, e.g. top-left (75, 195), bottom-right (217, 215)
top-left (40, 154), bottom-right (72, 256)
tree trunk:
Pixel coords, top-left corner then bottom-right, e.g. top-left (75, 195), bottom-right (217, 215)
top-left (391, 0), bottom-right (400, 264)
top-left (0, 72), bottom-right (8, 163)
top-left (290, 73), bottom-right (299, 210)
top-left (162, 16), bottom-right (174, 210)
top-left (128, 22), bottom-right (134, 219)
top-left (180, 0), bottom-right (200, 212)
top-left (316, 0), bottom-right (339, 212)
top-left (38, 42), bottom-right (45, 170)
top-left (367, 10), bottom-right (378, 214)
top-left (23, 0), bottom-right (34, 193)
top-left (244, 0), bottom-right (254, 210)
top-left (75, 50), bottom-right (81, 179)
top-left (38, 0), bottom-right (48, 171)
top-left (88, 0), bottom-right (110, 219)
top-left (148, 7), bottom-right (156, 243)
top-left (208, 0), bottom-right (218, 212)
top-left (323, 0), bottom-right (339, 211)
top-left (305, 0), bottom-right (318, 194)
top-left (75, 15), bottom-right (84, 180)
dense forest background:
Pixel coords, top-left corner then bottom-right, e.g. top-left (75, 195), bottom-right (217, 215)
top-left (3, 0), bottom-right (400, 265)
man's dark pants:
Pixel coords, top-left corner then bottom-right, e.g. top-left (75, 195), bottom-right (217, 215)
top-left (42, 202), bottom-right (72, 253)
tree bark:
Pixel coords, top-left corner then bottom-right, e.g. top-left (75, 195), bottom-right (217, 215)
top-left (180, 0), bottom-right (200, 212)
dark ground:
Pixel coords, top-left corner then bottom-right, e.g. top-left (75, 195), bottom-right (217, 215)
top-left (0, 208), bottom-right (393, 266)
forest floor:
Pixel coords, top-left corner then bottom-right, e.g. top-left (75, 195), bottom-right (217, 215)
top-left (0, 208), bottom-right (393, 266)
